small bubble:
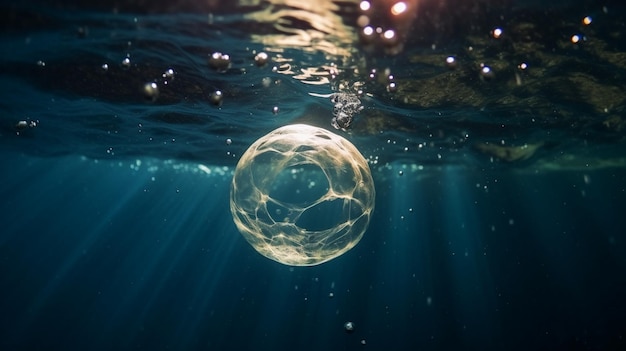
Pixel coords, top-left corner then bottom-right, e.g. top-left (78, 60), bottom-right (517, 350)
top-left (272, 106), bottom-right (279, 114)
top-left (387, 82), bottom-right (397, 92)
top-left (445, 56), bottom-right (457, 69)
top-left (36, 60), bottom-right (46, 67)
top-left (142, 82), bottom-right (159, 102)
top-left (571, 34), bottom-right (582, 44)
top-left (226, 138), bottom-right (232, 145)
top-left (162, 68), bottom-right (175, 80)
top-left (121, 57), bottom-right (131, 69)
top-left (361, 339), bottom-right (367, 345)
top-left (492, 27), bottom-right (503, 39)
top-left (208, 52), bottom-right (231, 72)
top-left (261, 77), bottom-right (272, 88)
top-left (398, 170), bottom-right (403, 176)
top-left (210, 90), bottom-right (223, 106)
top-left (362, 26), bottom-right (375, 38)
top-left (15, 120), bottom-right (28, 130)
top-left (383, 29), bottom-right (395, 40)
top-left (368, 73), bottom-right (376, 80)
top-left (583, 16), bottom-right (592, 25)
top-left (328, 292), bottom-right (334, 298)
top-left (344, 321), bottom-right (355, 333)
top-left (480, 65), bottom-right (494, 80)
top-left (101, 63), bottom-right (109, 72)
top-left (254, 52), bottom-right (269, 66)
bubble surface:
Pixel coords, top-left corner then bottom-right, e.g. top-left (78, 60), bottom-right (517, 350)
top-left (230, 124), bottom-right (375, 266)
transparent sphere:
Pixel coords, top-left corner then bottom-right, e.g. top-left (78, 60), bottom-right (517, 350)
top-left (230, 124), bottom-right (375, 266)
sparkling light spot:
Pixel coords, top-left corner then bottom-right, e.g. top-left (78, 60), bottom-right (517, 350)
top-left (383, 29), bottom-right (395, 39)
top-left (492, 27), bottom-right (503, 38)
top-left (391, 2), bottom-right (407, 16)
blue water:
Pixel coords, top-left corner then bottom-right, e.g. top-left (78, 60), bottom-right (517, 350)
top-left (1, 1), bottom-right (626, 350)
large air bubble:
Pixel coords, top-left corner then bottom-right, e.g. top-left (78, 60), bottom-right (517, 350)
top-left (230, 124), bottom-right (375, 266)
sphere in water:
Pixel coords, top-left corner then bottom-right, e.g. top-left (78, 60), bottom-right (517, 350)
top-left (208, 52), bottom-right (231, 72)
top-left (210, 90), bottom-right (223, 106)
top-left (254, 52), bottom-right (269, 66)
top-left (142, 82), bottom-right (159, 102)
top-left (230, 124), bottom-right (375, 266)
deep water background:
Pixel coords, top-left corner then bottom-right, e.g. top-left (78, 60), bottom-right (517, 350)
top-left (2, 0), bottom-right (626, 350)
top-left (2, 154), bottom-right (625, 350)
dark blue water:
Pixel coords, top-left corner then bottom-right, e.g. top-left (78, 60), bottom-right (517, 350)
top-left (1, 1), bottom-right (626, 350)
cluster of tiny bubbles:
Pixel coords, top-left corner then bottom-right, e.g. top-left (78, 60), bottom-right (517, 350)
top-left (569, 15), bottom-right (594, 46)
top-left (367, 154), bottom-right (379, 165)
top-left (161, 68), bottom-right (175, 84)
top-left (208, 52), bottom-right (231, 72)
top-left (225, 138), bottom-right (236, 158)
top-left (356, 0), bottom-right (413, 54)
top-left (386, 74), bottom-right (397, 93)
top-left (197, 164), bottom-right (232, 177)
top-left (261, 76), bottom-right (273, 88)
top-left (328, 64), bottom-right (339, 81)
top-left (36, 60), bottom-right (45, 67)
top-left (14, 119), bottom-right (38, 135)
top-left (366, 67), bottom-right (399, 94)
top-left (368, 68), bottom-right (377, 81)
top-left (140, 68), bottom-right (176, 103)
